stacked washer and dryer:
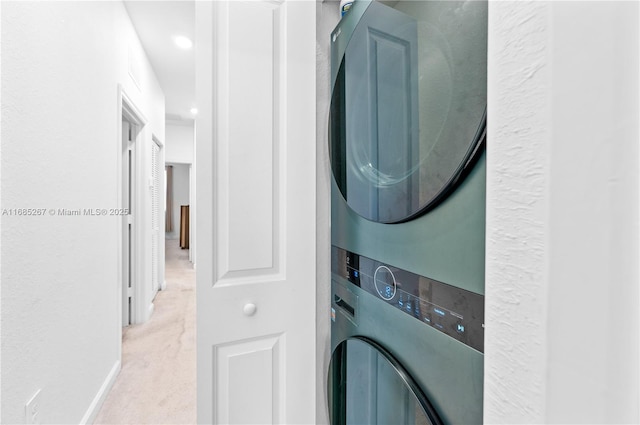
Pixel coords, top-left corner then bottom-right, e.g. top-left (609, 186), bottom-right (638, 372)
top-left (328, 1), bottom-right (487, 424)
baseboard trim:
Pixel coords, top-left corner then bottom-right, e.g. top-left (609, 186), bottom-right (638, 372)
top-left (79, 360), bottom-right (121, 425)
top-left (148, 302), bottom-right (155, 320)
top-left (160, 280), bottom-right (167, 291)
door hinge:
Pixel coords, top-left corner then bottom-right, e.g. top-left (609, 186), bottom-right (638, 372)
top-left (127, 287), bottom-right (133, 298)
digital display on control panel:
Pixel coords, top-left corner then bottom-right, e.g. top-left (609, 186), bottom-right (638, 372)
top-left (332, 246), bottom-right (484, 353)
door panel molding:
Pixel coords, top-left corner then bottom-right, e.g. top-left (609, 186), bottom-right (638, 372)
top-left (215, 0), bottom-right (286, 284)
top-left (214, 334), bottom-right (285, 424)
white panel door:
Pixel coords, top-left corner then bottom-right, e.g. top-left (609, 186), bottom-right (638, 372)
top-left (196, 1), bottom-right (316, 424)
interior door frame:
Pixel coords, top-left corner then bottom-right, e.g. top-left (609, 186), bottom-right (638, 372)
top-left (151, 135), bottom-right (165, 295)
top-left (117, 85), bottom-right (148, 337)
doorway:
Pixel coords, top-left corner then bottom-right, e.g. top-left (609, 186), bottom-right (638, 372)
top-left (120, 92), bottom-right (146, 327)
top-left (165, 162), bottom-right (191, 244)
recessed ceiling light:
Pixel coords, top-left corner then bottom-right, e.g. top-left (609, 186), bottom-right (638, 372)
top-left (190, 107), bottom-right (198, 115)
top-left (174, 35), bottom-right (193, 50)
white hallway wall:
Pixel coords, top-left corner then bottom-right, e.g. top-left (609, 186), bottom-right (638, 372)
top-left (485, 1), bottom-right (639, 423)
top-left (165, 121), bottom-right (194, 164)
top-left (1, 2), bottom-right (164, 423)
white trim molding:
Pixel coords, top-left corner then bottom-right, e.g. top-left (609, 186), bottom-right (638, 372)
top-left (79, 361), bottom-right (121, 425)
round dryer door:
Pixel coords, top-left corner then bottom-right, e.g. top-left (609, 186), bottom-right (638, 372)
top-left (328, 337), bottom-right (442, 425)
top-left (329, 0), bottom-right (487, 223)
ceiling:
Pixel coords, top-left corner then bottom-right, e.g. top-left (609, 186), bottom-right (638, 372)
top-left (123, 1), bottom-right (196, 123)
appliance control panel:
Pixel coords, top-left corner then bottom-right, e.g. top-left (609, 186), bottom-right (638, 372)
top-left (332, 246), bottom-right (484, 353)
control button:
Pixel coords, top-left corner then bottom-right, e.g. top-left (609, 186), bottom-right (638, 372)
top-left (374, 265), bottom-right (397, 301)
top-left (456, 324), bottom-right (465, 333)
top-left (434, 307), bottom-right (446, 317)
top-left (384, 285), bottom-right (392, 298)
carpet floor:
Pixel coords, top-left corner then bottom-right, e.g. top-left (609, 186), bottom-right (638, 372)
top-left (93, 239), bottom-right (196, 424)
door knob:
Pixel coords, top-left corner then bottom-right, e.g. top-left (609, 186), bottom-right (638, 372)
top-left (243, 303), bottom-right (257, 316)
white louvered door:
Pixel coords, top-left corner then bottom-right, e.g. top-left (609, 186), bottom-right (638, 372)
top-left (151, 140), bottom-right (161, 294)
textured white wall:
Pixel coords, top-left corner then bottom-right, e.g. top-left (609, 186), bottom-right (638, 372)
top-left (485, 2), bottom-right (551, 422)
top-left (486, 2), bottom-right (639, 423)
top-left (1, 2), bottom-right (164, 423)
top-left (165, 121), bottom-right (195, 164)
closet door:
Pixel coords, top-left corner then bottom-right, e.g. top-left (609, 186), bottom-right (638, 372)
top-left (195, 1), bottom-right (317, 423)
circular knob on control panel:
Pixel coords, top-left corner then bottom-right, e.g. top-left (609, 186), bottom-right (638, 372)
top-left (243, 303), bottom-right (257, 316)
top-left (374, 265), bottom-right (397, 301)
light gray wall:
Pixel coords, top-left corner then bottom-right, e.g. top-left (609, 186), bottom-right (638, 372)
top-left (165, 121), bottom-right (194, 164)
top-left (316, 2), bottom-right (340, 424)
top-left (166, 163), bottom-right (191, 241)
top-left (1, 2), bottom-right (164, 423)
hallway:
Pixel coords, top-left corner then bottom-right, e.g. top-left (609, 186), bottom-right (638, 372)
top-left (94, 239), bottom-right (196, 424)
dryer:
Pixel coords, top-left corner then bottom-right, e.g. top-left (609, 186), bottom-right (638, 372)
top-left (328, 1), bottom-right (487, 424)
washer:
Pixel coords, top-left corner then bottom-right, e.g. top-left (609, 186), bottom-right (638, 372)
top-left (328, 1), bottom-right (487, 424)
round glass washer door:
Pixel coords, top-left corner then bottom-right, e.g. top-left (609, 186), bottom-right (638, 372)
top-left (328, 337), bottom-right (442, 425)
top-left (329, 0), bottom-right (487, 223)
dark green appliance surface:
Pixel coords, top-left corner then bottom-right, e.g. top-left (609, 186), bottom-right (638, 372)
top-left (329, 1), bottom-right (486, 424)
top-left (331, 153), bottom-right (486, 296)
top-left (330, 276), bottom-right (484, 425)
top-left (330, 154), bottom-right (485, 425)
